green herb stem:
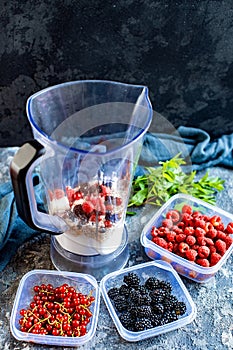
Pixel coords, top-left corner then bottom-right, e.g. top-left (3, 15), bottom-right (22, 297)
top-left (128, 154), bottom-right (225, 210)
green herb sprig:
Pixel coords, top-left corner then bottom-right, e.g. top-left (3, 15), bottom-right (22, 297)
top-left (127, 154), bottom-right (224, 212)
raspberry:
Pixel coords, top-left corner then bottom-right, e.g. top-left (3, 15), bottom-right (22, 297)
top-left (182, 205), bottom-right (192, 215)
top-left (166, 210), bottom-right (180, 223)
top-left (182, 213), bottom-right (193, 226)
top-left (210, 252), bottom-right (222, 266)
top-left (225, 235), bottom-right (233, 249)
top-left (216, 231), bottom-right (227, 241)
top-left (72, 190), bottom-right (83, 201)
top-left (185, 249), bottom-right (198, 261)
top-left (178, 242), bottom-right (189, 253)
top-left (198, 246), bottom-right (210, 259)
top-left (197, 237), bottom-right (206, 246)
top-left (226, 222), bottom-right (233, 234)
top-left (192, 211), bottom-right (201, 218)
top-left (209, 246), bottom-right (216, 254)
top-left (162, 219), bottom-right (173, 229)
top-left (166, 231), bottom-right (176, 242)
top-left (176, 234), bottom-right (186, 243)
top-left (65, 186), bottom-right (75, 202)
top-left (177, 222), bottom-right (185, 230)
top-left (204, 222), bottom-right (214, 232)
top-left (194, 218), bottom-right (206, 229)
top-left (215, 239), bottom-right (226, 255)
top-left (82, 201), bottom-right (94, 214)
top-left (204, 237), bottom-right (214, 246)
top-left (156, 227), bottom-right (166, 237)
top-left (196, 258), bottom-right (210, 267)
top-left (152, 237), bottom-right (168, 249)
top-left (167, 242), bottom-right (174, 251)
top-left (151, 227), bottom-right (159, 238)
top-left (173, 225), bottom-right (183, 234)
top-left (195, 227), bottom-right (206, 237)
top-left (104, 220), bottom-right (112, 228)
top-left (206, 228), bottom-right (217, 239)
top-left (210, 215), bottom-right (222, 227)
top-left (186, 235), bottom-right (196, 246)
top-left (184, 226), bottom-right (195, 236)
top-left (158, 227), bottom-right (170, 237)
top-left (192, 244), bottom-right (200, 251)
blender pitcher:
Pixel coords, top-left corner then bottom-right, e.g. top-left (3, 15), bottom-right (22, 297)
top-left (10, 80), bottom-right (152, 276)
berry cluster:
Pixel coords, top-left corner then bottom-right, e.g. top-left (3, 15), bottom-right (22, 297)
top-left (18, 283), bottom-right (95, 337)
top-left (107, 272), bottom-right (187, 332)
top-left (150, 204), bottom-right (233, 267)
top-left (50, 182), bottom-right (123, 229)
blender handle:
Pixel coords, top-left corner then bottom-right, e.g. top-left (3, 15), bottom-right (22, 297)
top-left (10, 140), bottom-right (61, 234)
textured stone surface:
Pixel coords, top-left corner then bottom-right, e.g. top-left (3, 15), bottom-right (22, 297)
top-left (0, 147), bottom-right (233, 349)
top-left (0, 1), bottom-right (233, 146)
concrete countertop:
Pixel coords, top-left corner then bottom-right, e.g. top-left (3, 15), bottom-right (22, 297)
top-left (0, 147), bottom-right (233, 350)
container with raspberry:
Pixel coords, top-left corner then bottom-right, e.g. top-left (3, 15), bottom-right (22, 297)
top-left (141, 194), bottom-right (233, 283)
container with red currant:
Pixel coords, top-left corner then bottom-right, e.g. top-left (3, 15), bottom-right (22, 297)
top-left (10, 270), bottom-right (100, 346)
top-left (141, 194), bottom-right (233, 283)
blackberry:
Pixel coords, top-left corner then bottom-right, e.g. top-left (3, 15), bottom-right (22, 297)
top-left (123, 272), bottom-right (140, 288)
top-left (119, 284), bottom-right (130, 298)
top-left (137, 285), bottom-right (148, 295)
top-left (174, 301), bottom-right (187, 315)
top-left (129, 289), bottom-right (141, 304)
top-left (73, 204), bottom-right (88, 221)
top-left (150, 313), bottom-right (161, 327)
top-left (114, 295), bottom-right (128, 312)
top-left (153, 303), bottom-right (164, 315)
top-left (107, 287), bottom-right (119, 300)
top-left (144, 277), bottom-right (160, 290)
top-left (150, 288), bottom-right (168, 304)
top-left (161, 310), bottom-right (178, 324)
top-left (119, 311), bottom-right (135, 329)
top-left (134, 318), bottom-right (153, 331)
top-left (128, 305), bottom-right (138, 318)
top-left (136, 305), bottom-right (152, 318)
top-left (158, 280), bottom-right (172, 293)
top-left (163, 295), bottom-right (179, 311)
top-left (138, 293), bottom-right (151, 306)
top-left (108, 271), bottom-right (188, 332)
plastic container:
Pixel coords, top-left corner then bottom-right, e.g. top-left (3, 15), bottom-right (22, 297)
top-left (141, 194), bottom-right (233, 283)
top-left (10, 269), bottom-right (100, 346)
top-left (100, 260), bottom-right (197, 342)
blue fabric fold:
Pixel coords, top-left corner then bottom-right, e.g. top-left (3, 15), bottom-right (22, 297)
top-left (139, 126), bottom-right (233, 170)
top-left (0, 126), bottom-right (233, 271)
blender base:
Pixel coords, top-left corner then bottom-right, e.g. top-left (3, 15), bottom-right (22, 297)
top-left (50, 225), bottom-right (129, 281)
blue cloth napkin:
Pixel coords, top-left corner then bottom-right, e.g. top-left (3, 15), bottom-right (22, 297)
top-left (0, 177), bottom-right (44, 271)
top-left (1, 126), bottom-right (233, 271)
top-left (138, 126), bottom-right (233, 171)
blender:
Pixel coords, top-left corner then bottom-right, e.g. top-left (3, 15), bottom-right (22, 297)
top-left (10, 80), bottom-right (152, 279)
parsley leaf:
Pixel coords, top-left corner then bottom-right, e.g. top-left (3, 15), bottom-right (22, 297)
top-left (128, 154), bottom-right (225, 211)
